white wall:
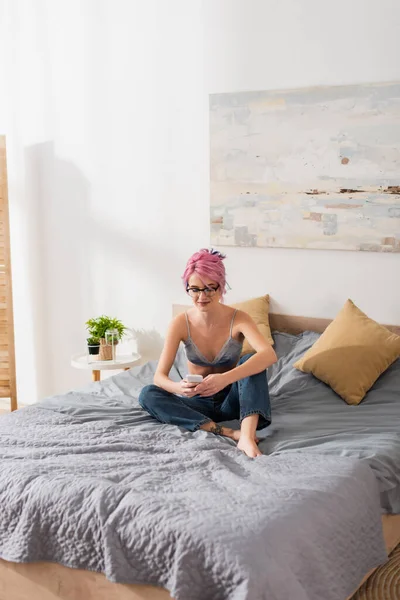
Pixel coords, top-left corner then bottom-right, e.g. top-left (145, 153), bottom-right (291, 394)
top-left (0, 0), bottom-right (399, 405)
top-left (0, 0), bottom-right (208, 404)
top-left (202, 0), bottom-right (400, 321)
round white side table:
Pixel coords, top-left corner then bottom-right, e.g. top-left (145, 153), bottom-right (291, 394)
top-left (71, 353), bottom-right (142, 382)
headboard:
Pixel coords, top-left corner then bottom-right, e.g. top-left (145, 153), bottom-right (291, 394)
top-left (172, 304), bottom-right (400, 337)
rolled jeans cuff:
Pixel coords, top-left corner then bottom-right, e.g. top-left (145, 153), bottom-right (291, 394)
top-left (240, 410), bottom-right (271, 428)
top-left (192, 417), bottom-right (212, 432)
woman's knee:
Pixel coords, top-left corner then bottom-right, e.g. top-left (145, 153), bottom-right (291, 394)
top-left (138, 384), bottom-right (159, 409)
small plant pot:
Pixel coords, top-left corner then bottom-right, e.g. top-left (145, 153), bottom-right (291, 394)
top-left (99, 338), bottom-right (116, 361)
top-left (87, 343), bottom-right (100, 358)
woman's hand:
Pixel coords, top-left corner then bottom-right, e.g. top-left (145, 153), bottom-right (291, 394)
top-left (177, 380), bottom-right (198, 398)
top-left (195, 373), bottom-right (228, 397)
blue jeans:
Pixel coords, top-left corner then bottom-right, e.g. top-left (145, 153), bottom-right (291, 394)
top-left (139, 354), bottom-right (271, 432)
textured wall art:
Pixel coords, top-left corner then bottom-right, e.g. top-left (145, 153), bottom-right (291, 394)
top-left (210, 82), bottom-right (400, 251)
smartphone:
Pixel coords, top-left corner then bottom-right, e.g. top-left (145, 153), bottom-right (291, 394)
top-left (185, 374), bottom-right (203, 383)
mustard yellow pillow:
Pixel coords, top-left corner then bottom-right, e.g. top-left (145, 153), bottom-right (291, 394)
top-left (230, 294), bottom-right (274, 355)
top-left (294, 299), bottom-right (400, 405)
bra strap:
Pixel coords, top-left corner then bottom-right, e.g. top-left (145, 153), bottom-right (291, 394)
top-left (230, 309), bottom-right (237, 337)
top-left (185, 312), bottom-right (191, 338)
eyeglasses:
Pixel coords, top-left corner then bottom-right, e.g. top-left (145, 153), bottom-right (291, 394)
top-left (186, 285), bottom-right (220, 298)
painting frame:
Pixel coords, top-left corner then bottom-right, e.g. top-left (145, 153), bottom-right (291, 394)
top-left (210, 81), bottom-right (400, 252)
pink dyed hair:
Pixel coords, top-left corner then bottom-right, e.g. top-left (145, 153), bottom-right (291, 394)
top-left (182, 248), bottom-right (227, 296)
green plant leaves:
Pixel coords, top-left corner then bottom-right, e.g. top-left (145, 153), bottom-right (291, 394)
top-left (85, 315), bottom-right (126, 340)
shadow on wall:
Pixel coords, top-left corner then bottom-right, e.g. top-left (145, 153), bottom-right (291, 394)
top-left (22, 144), bottom-right (189, 399)
top-left (83, 215), bottom-right (184, 359)
top-left (24, 141), bottom-right (92, 399)
top-left (128, 328), bottom-right (165, 361)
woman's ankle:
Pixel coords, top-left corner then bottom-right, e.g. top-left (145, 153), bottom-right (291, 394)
top-left (239, 432), bottom-right (259, 443)
top-left (200, 422), bottom-right (240, 440)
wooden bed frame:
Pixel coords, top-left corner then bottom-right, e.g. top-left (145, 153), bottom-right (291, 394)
top-left (1, 311), bottom-right (399, 600)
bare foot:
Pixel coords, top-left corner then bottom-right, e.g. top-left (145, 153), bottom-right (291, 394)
top-left (200, 424), bottom-right (258, 446)
top-left (222, 428), bottom-right (241, 442)
top-left (214, 428), bottom-right (259, 444)
top-left (201, 422), bottom-right (242, 442)
top-left (221, 430), bottom-right (259, 444)
top-left (237, 435), bottom-right (262, 458)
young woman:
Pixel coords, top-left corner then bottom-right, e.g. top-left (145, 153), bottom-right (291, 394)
top-left (139, 249), bottom-right (277, 457)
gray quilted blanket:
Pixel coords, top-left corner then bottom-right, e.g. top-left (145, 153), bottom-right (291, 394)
top-left (0, 361), bottom-right (387, 600)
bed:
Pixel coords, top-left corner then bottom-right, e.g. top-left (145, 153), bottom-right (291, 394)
top-left (0, 312), bottom-right (399, 600)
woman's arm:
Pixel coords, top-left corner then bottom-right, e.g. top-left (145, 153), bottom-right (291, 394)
top-left (154, 315), bottom-right (198, 398)
top-left (223, 311), bottom-right (277, 385)
top-left (153, 316), bottom-right (185, 394)
top-left (195, 311), bottom-right (277, 396)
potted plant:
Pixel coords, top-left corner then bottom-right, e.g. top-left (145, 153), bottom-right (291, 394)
top-left (85, 316), bottom-right (126, 361)
top-left (86, 336), bottom-right (100, 357)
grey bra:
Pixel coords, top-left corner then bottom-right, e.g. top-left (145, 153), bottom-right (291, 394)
top-left (184, 309), bottom-right (243, 367)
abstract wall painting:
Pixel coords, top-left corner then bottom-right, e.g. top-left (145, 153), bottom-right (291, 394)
top-left (210, 82), bottom-right (400, 252)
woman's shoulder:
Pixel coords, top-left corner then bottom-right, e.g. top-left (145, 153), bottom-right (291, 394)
top-left (167, 312), bottom-right (188, 338)
top-left (232, 307), bottom-right (251, 318)
top-left (231, 308), bottom-right (254, 329)
top-left (220, 304), bottom-right (237, 316)
top-left (222, 305), bottom-right (249, 327)
top-left (171, 312), bottom-right (188, 327)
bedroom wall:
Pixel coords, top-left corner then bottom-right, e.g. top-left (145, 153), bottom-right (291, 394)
top-left (0, 0), bottom-right (207, 405)
top-left (202, 0), bottom-right (400, 321)
top-left (0, 0), bottom-right (399, 405)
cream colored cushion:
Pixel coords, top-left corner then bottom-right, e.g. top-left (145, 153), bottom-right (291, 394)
top-left (294, 299), bottom-right (400, 405)
top-left (230, 294), bottom-right (274, 355)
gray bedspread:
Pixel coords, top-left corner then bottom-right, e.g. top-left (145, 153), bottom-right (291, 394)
top-left (0, 356), bottom-right (387, 600)
top-left (256, 332), bottom-right (400, 514)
